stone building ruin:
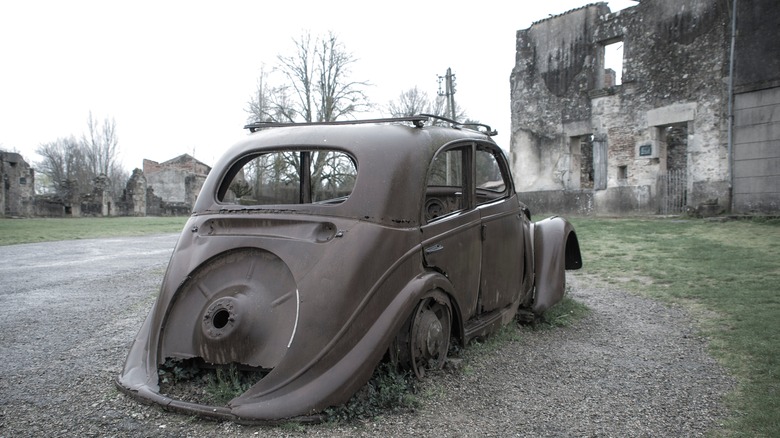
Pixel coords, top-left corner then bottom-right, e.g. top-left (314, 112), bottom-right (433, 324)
top-left (510, 0), bottom-right (780, 215)
top-left (143, 154), bottom-right (211, 215)
top-left (1, 150), bottom-right (211, 218)
top-left (0, 151), bottom-right (35, 217)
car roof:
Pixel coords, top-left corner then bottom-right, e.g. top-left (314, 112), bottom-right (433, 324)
top-left (193, 116), bottom-right (499, 227)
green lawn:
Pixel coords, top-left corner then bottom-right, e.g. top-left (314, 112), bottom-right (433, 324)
top-left (0, 216), bottom-right (188, 246)
top-left (569, 216), bottom-right (780, 437)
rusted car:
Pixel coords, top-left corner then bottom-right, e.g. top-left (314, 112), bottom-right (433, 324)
top-left (116, 114), bottom-right (582, 422)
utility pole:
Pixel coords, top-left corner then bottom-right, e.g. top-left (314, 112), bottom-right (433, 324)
top-left (437, 67), bottom-right (457, 121)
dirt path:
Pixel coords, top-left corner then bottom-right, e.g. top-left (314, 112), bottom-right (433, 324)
top-left (0, 236), bottom-right (734, 437)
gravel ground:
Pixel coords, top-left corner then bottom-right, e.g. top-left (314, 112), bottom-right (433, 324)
top-left (0, 235), bottom-right (735, 437)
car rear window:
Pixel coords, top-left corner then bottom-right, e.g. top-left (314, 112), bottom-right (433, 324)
top-left (218, 150), bottom-right (357, 205)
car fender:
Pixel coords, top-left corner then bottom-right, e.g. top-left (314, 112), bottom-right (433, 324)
top-left (229, 269), bottom-right (454, 421)
top-left (530, 216), bottom-right (582, 314)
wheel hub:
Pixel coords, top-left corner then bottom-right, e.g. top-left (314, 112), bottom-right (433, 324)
top-left (417, 311), bottom-right (444, 358)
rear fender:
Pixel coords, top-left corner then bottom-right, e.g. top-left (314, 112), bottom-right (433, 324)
top-left (530, 216), bottom-right (582, 314)
top-left (229, 269), bottom-right (454, 421)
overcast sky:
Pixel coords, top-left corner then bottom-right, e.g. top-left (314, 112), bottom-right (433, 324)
top-left (0, 0), bottom-right (635, 172)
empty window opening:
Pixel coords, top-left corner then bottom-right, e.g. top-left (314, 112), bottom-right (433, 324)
top-left (605, 41), bottom-right (623, 85)
top-left (601, 40), bottom-right (624, 87)
top-left (618, 165), bottom-right (628, 181)
top-left (580, 136), bottom-right (594, 189)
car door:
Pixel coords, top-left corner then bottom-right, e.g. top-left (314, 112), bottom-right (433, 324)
top-left (420, 144), bottom-right (482, 320)
top-left (475, 144), bottom-right (523, 314)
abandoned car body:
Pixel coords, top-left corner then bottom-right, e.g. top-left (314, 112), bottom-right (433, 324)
top-left (116, 115), bottom-right (582, 422)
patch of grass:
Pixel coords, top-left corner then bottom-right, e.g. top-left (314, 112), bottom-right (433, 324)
top-left (277, 421), bottom-right (307, 433)
top-left (537, 296), bottom-right (590, 329)
top-left (569, 216), bottom-right (780, 437)
top-left (458, 323), bottom-right (524, 359)
top-left (325, 362), bottom-right (419, 422)
top-left (205, 365), bottom-right (256, 406)
top-left (0, 216), bottom-right (188, 245)
top-left (157, 358), bottom-right (268, 407)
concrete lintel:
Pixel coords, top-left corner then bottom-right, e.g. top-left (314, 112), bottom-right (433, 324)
top-left (646, 103), bottom-right (697, 127)
top-left (562, 121), bottom-right (592, 137)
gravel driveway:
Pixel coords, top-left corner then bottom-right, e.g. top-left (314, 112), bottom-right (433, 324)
top-left (0, 235), bottom-right (734, 437)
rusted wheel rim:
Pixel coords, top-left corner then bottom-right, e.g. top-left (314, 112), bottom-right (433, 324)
top-left (408, 294), bottom-right (451, 378)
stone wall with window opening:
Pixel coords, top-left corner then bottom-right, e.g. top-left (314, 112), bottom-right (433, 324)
top-left (510, 0), bottom-right (733, 215)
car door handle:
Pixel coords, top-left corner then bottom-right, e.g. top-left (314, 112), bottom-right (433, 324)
top-left (424, 243), bottom-right (444, 254)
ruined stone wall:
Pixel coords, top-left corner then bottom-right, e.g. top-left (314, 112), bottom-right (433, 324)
top-left (510, 3), bottom-right (609, 193)
top-left (79, 174), bottom-right (116, 217)
top-left (1, 151), bottom-right (35, 217)
top-left (33, 196), bottom-right (65, 217)
top-left (185, 174), bottom-right (207, 207)
top-left (119, 168), bottom-right (147, 216)
top-left (510, 0), bottom-right (733, 215)
top-left (143, 154), bottom-right (210, 210)
top-left (145, 167), bottom-right (189, 204)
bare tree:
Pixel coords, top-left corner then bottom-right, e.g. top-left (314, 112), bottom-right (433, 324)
top-left (387, 86), bottom-right (432, 117)
top-left (35, 113), bottom-right (125, 201)
top-left (386, 87), bottom-right (467, 124)
top-left (246, 31), bottom-right (370, 124)
top-left (245, 66), bottom-right (294, 123)
top-left (35, 136), bottom-right (91, 202)
top-left (314, 33), bottom-right (370, 122)
top-left (83, 112), bottom-right (126, 195)
top-left (83, 112), bottom-right (119, 176)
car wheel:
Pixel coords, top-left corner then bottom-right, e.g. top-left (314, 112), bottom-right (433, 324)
top-left (397, 290), bottom-right (452, 378)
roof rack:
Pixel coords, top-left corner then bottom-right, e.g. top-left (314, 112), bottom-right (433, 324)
top-left (244, 116), bottom-right (427, 133)
top-left (243, 114), bottom-right (496, 136)
top-left (419, 113), bottom-right (497, 136)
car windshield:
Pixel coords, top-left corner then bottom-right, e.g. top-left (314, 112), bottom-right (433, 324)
top-left (219, 149), bottom-right (357, 205)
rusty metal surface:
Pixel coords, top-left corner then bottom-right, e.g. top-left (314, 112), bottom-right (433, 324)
top-left (116, 116), bottom-right (582, 422)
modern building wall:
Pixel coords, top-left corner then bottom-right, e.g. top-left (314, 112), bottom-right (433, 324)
top-left (731, 0), bottom-right (780, 213)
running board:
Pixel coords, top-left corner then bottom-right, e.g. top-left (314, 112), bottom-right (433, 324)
top-left (462, 299), bottom-right (520, 344)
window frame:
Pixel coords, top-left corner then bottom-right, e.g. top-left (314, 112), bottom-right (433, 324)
top-left (216, 147), bottom-right (358, 206)
top-left (423, 143), bottom-right (475, 224)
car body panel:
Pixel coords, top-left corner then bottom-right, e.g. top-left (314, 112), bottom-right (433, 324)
top-left (530, 216), bottom-right (583, 314)
top-left (116, 117), bottom-right (582, 422)
top-left (478, 196), bottom-right (525, 313)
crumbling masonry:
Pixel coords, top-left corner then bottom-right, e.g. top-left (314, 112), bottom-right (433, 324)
top-left (0, 151), bottom-right (35, 217)
top-left (510, 0), bottom-right (780, 215)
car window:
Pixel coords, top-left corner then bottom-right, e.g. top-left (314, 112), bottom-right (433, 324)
top-left (219, 150), bottom-right (357, 205)
top-left (424, 148), bottom-right (465, 222)
top-left (475, 147), bottom-right (508, 204)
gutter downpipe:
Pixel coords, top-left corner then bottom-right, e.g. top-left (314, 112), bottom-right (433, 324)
top-left (727, 0), bottom-right (737, 212)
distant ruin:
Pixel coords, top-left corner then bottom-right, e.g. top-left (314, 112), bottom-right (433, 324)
top-left (510, 0), bottom-right (779, 215)
top-left (0, 151), bottom-right (211, 218)
top-left (143, 154), bottom-right (211, 216)
top-left (0, 151), bottom-right (35, 217)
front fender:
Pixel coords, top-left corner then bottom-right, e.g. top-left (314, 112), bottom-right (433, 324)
top-left (530, 216), bottom-right (582, 314)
